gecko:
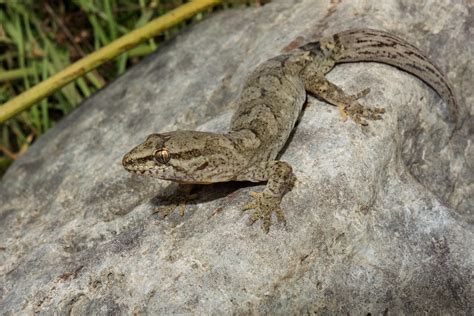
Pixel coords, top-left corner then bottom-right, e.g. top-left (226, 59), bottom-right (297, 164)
top-left (122, 28), bottom-right (458, 232)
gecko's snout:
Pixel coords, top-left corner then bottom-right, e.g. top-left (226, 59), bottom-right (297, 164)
top-left (121, 143), bottom-right (163, 175)
top-left (121, 151), bottom-right (148, 174)
top-left (122, 152), bottom-right (133, 170)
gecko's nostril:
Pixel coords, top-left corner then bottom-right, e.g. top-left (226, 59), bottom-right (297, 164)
top-left (122, 153), bottom-right (132, 168)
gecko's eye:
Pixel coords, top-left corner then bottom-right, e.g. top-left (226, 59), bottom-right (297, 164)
top-left (154, 148), bottom-right (170, 164)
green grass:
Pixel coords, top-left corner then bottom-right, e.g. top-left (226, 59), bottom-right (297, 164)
top-left (0, 0), bottom-right (255, 177)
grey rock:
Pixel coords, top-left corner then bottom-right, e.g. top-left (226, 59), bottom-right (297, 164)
top-left (1, 0), bottom-right (472, 314)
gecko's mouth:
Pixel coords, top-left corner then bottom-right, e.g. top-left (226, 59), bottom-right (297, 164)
top-left (126, 167), bottom-right (206, 183)
top-left (126, 168), bottom-right (156, 176)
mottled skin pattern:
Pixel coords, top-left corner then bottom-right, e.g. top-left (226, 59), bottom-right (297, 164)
top-left (122, 29), bottom-right (458, 233)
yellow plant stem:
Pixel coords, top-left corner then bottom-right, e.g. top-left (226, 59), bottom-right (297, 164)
top-left (0, 67), bottom-right (36, 82)
top-left (0, 0), bottom-right (221, 123)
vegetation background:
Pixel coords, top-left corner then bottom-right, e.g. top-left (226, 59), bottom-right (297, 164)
top-left (0, 0), bottom-right (256, 177)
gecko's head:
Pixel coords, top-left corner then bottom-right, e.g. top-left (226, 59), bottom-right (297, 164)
top-left (122, 131), bottom-right (236, 183)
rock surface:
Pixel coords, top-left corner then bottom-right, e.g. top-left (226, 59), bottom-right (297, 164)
top-left (1, 0), bottom-right (472, 314)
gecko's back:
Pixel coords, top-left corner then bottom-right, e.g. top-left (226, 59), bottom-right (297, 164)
top-left (229, 53), bottom-right (308, 163)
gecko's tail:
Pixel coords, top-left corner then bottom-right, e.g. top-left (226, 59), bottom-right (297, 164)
top-left (329, 28), bottom-right (458, 124)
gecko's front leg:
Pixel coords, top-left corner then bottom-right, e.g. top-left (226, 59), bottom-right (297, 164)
top-left (152, 184), bottom-right (198, 218)
top-left (238, 161), bottom-right (295, 233)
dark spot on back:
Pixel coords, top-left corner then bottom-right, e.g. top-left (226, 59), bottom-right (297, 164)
top-left (196, 162), bottom-right (209, 171)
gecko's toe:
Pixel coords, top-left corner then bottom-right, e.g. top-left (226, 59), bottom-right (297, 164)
top-left (243, 201), bottom-right (257, 211)
top-left (350, 88), bottom-right (371, 100)
top-left (338, 105), bottom-right (349, 121)
top-left (249, 191), bottom-right (260, 198)
top-left (262, 217), bottom-right (271, 234)
top-left (242, 191), bottom-right (286, 233)
top-left (178, 204), bottom-right (186, 216)
top-left (275, 206), bottom-right (286, 224)
top-left (248, 210), bottom-right (261, 225)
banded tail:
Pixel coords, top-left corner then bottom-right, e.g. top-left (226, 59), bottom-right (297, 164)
top-left (320, 29), bottom-right (458, 123)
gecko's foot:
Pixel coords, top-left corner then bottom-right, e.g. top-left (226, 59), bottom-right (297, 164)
top-left (243, 191), bottom-right (286, 233)
top-left (333, 87), bottom-right (384, 125)
top-left (152, 185), bottom-right (198, 218)
top-left (153, 200), bottom-right (186, 218)
top-left (346, 103), bottom-right (385, 126)
top-left (342, 102), bottom-right (385, 126)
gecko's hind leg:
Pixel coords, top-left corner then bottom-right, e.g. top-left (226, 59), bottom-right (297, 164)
top-left (303, 75), bottom-right (385, 125)
top-left (153, 184), bottom-right (198, 218)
